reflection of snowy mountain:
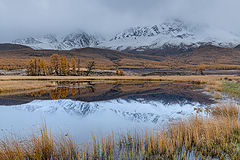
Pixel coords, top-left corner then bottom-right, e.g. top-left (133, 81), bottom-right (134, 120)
top-left (11, 99), bottom-right (200, 124)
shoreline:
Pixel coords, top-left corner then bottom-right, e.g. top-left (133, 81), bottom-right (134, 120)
top-left (0, 75), bottom-right (238, 93)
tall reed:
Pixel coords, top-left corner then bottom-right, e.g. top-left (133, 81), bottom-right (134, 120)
top-left (0, 123), bottom-right (80, 160)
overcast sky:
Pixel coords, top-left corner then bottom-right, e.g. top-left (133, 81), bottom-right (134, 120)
top-left (0, 0), bottom-right (239, 42)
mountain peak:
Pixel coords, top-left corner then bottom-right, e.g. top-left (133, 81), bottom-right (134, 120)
top-left (11, 20), bottom-right (240, 51)
top-left (12, 31), bottom-right (100, 50)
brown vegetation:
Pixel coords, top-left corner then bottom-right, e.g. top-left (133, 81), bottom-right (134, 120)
top-left (2, 44), bottom-right (240, 70)
top-left (0, 75), bottom-right (236, 82)
top-left (0, 123), bottom-right (79, 160)
top-left (0, 81), bottom-right (57, 93)
top-left (116, 68), bottom-right (124, 76)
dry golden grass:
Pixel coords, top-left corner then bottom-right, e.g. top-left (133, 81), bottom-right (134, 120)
top-left (214, 92), bottom-right (222, 99)
top-left (0, 81), bottom-right (57, 93)
top-left (0, 88), bottom-right (54, 96)
top-left (176, 64), bottom-right (240, 71)
top-left (210, 103), bottom-right (240, 118)
top-left (0, 123), bottom-right (80, 160)
top-left (0, 75), bottom-right (237, 82)
top-left (87, 103), bottom-right (240, 159)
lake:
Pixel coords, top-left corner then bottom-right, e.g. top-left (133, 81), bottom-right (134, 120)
top-left (0, 81), bottom-right (214, 143)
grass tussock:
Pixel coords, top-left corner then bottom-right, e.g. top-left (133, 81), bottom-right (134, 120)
top-left (214, 92), bottom-right (222, 99)
top-left (210, 103), bottom-right (240, 118)
top-left (0, 123), bottom-right (80, 160)
top-left (1, 104), bottom-right (240, 159)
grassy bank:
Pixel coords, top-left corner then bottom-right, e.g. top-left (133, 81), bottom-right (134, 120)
top-left (1, 104), bottom-right (240, 159)
top-left (221, 81), bottom-right (240, 98)
top-left (0, 75), bottom-right (236, 96)
top-left (0, 81), bottom-right (57, 93)
top-left (0, 75), bottom-right (237, 85)
top-left (0, 75), bottom-right (237, 82)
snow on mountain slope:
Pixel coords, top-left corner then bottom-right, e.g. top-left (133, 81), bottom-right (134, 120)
top-left (99, 19), bottom-right (240, 50)
top-left (12, 19), bottom-right (240, 50)
top-left (13, 32), bottom-right (101, 50)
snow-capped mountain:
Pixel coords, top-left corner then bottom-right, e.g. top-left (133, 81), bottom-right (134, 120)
top-left (100, 19), bottom-right (240, 50)
top-left (12, 19), bottom-right (240, 51)
top-left (13, 32), bottom-right (101, 50)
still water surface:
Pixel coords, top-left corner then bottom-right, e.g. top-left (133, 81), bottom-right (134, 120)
top-left (0, 81), bottom-right (214, 142)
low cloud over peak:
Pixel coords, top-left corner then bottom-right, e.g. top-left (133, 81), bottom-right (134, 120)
top-left (0, 0), bottom-right (239, 42)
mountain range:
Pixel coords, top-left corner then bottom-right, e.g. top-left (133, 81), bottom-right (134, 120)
top-left (12, 19), bottom-right (240, 51)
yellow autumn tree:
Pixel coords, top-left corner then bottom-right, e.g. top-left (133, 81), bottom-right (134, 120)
top-left (60, 56), bottom-right (67, 75)
top-left (116, 67), bottom-right (120, 75)
top-left (27, 59), bottom-right (35, 75)
top-left (66, 61), bottom-right (70, 75)
top-left (71, 58), bottom-right (76, 75)
top-left (39, 59), bottom-right (47, 75)
top-left (60, 87), bottom-right (68, 98)
top-left (50, 54), bottom-right (60, 75)
top-left (27, 58), bottom-right (40, 75)
top-left (119, 70), bottom-right (124, 76)
top-left (76, 58), bottom-right (81, 75)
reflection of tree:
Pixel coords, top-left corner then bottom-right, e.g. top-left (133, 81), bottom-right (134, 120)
top-left (30, 92), bottom-right (35, 97)
top-left (70, 81), bottom-right (77, 96)
top-left (50, 90), bottom-right (60, 100)
top-left (39, 90), bottom-right (46, 96)
top-left (60, 88), bottom-right (68, 98)
top-left (72, 81), bottom-right (76, 86)
top-left (87, 82), bottom-right (95, 93)
top-left (71, 88), bottom-right (77, 96)
top-left (59, 81), bottom-right (69, 86)
top-left (30, 90), bottom-right (46, 97)
top-left (28, 81), bottom-right (99, 100)
top-left (24, 82), bottom-right (212, 104)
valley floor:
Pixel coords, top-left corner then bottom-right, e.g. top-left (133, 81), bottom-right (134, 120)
top-left (0, 75), bottom-right (238, 93)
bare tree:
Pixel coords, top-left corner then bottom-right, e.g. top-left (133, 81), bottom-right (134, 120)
top-left (85, 60), bottom-right (95, 76)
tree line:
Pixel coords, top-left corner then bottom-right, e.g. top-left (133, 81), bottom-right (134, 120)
top-left (27, 54), bottom-right (95, 76)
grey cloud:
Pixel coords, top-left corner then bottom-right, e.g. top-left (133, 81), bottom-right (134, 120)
top-left (0, 0), bottom-right (240, 42)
